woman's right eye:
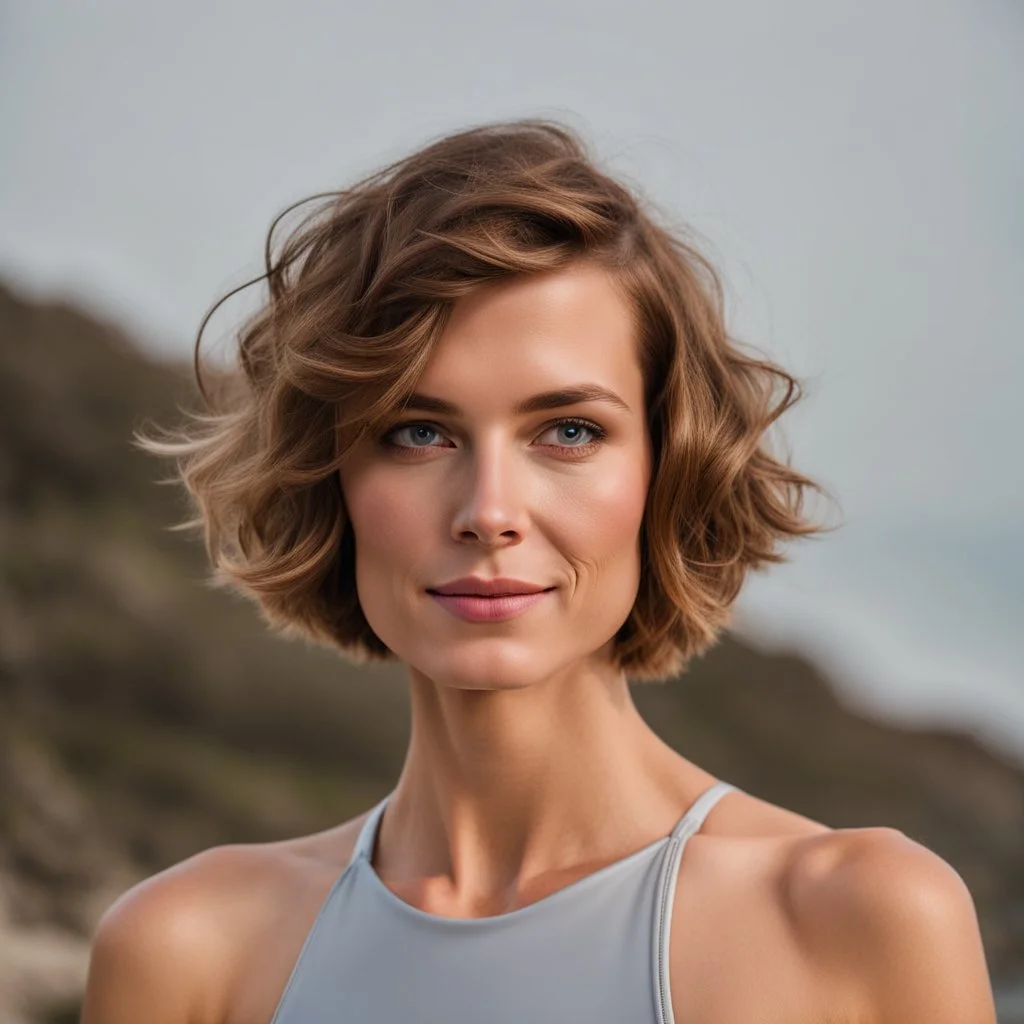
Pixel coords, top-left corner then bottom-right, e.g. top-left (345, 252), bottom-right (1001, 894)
top-left (381, 423), bottom-right (448, 450)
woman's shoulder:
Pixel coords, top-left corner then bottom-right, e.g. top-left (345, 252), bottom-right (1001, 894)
top-left (80, 811), bottom-right (373, 1024)
top-left (672, 789), bottom-right (994, 1022)
top-left (782, 821), bottom-right (995, 1022)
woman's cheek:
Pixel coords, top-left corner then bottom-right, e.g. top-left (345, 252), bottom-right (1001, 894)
top-left (562, 453), bottom-right (648, 548)
top-left (347, 466), bottom-right (428, 557)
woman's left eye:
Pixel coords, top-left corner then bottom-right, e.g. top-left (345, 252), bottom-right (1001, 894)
top-left (381, 418), bottom-right (607, 453)
top-left (542, 420), bottom-right (605, 448)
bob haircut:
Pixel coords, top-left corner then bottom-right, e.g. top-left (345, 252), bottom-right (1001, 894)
top-left (144, 118), bottom-right (829, 682)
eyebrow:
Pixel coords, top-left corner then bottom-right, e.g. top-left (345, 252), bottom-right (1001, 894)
top-left (400, 384), bottom-right (632, 417)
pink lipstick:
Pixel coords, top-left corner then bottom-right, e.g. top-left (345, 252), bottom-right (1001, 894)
top-left (428, 589), bottom-right (554, 622)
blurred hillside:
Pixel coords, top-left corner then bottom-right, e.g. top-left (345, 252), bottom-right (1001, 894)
top-left (0, 280), bottom-right (1021, 1023)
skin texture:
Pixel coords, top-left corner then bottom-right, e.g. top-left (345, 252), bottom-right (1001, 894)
top-left (80, 263), bottom-right (998, 1023)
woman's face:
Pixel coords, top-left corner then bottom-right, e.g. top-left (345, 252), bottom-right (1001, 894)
top-left (338, 261), bottom-right (652, 691)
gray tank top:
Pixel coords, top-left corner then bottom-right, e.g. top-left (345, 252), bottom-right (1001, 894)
top-left (270, 779), bottom-right (739, 1024)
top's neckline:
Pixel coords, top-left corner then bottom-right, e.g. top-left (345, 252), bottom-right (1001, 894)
top-left (358, 823), bottom-right (671, 927)
top-left (351, 781), bottom-right (737, 927)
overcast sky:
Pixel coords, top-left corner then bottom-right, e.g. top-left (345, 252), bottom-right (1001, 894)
top-left (2, 1), bottom-right (1021, 759)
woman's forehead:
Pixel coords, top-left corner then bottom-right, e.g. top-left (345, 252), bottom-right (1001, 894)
top-left (443, 262), bottom-right (632, 336)
top-left (414, 265), bottom-right (643, 411)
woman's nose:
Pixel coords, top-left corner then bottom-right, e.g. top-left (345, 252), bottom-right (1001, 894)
top-left (449, 439), bottom-right (529, 546)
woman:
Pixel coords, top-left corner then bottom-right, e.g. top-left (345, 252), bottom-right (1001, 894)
top-left (81, 120), bottom-right (996, 1023)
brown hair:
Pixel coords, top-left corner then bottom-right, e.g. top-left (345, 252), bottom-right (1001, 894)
top-left (142, 118), bottom-right (832, 682)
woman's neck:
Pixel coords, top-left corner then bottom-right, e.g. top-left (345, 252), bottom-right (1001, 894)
top-left (375, 658), bottom-right (713, 913)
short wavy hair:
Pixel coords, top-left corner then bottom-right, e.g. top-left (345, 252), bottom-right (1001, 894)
top-left (143, 118), bottom-right (830, 682)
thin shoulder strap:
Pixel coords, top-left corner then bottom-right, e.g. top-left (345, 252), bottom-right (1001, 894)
top-left (348, 792), bottom-right (391, 867)
top-left (669, 779), bottom-right (739, 841)
top-left (654, 779), bottom-right (741, 1024)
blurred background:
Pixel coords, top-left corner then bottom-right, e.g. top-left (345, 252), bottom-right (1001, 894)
top-left (1, 2), bottom-right (1021, 1021)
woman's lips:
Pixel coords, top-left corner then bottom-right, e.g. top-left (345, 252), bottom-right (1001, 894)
top-left (427, 588), bottom-right (555, 622)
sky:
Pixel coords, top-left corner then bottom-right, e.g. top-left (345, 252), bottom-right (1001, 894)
top-left (2, 1), bottom-right (1022, 761)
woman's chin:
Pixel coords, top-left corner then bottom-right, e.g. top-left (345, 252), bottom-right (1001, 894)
top-left (406, 645), bottom-right (562, 693)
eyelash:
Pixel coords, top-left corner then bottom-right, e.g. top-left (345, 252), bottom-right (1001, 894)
top-left (380, 417), bottom-right (609, 457)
